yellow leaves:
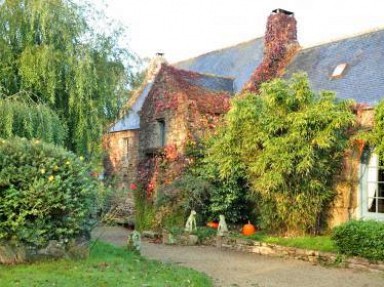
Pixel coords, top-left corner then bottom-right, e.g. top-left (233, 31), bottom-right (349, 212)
top-left (48, 175), bottom-right (54, 182)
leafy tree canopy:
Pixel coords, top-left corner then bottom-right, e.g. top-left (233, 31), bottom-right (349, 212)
top-left (208, 74), bottom-right (355, 234)
top-left (0, 0), bottom-right (139, 156)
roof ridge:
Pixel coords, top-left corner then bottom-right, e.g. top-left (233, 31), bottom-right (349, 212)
top-left (168, 63), bottom-right (235, 80)
top-left (172, 37), bottom-right (264, 66)
top-left (301, 26), bottom-right (384, 52)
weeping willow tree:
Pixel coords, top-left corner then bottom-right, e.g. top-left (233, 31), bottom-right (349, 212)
top-left (0, 95), bottom-right (67, 145)
top-left (0, 0), bottom-right (137, 156)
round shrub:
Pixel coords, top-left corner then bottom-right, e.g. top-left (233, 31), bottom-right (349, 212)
top-left (332, 220), bottom-right (384, 261)
top-left (0, 137), bottom-right (99, 248)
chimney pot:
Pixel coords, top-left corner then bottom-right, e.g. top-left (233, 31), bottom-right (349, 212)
top-left (272, 8), bottom-right (294, 16)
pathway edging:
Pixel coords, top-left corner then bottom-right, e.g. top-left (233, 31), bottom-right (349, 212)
top-left (214, 236), bottom-right (384, 273)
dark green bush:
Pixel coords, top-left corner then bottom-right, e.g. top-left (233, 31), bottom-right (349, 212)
top-left (0, 137), bottom-right (99, 248)
top-left (154, 174), bottom-right (213, 229)
top-left (332, 220), bottom-right (384, 261)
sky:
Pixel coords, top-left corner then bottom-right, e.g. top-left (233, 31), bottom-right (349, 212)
top-left (93, 0), bottom-right (384, 63)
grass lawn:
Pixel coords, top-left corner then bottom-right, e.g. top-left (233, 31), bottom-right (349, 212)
top-left (237, 232), bottom-right (337, 253)
top-left (0, 241), bottom-right (212, 287)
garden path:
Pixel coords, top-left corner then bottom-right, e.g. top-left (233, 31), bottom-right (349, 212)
top-left (93, 226), bottom-right (384, 287)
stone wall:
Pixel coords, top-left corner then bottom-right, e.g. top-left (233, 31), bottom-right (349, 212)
top-left (103, 129), bottom-right (140, 187)
top-left (327, 107), bottom-right (374, 228)
top-left (218, 237), bottom-right (384, 273)
top-left (137, 64), bottom-right (230, 196)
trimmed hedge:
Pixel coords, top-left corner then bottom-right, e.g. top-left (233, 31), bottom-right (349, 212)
top-left (332, 220), bottom-right (384, 261)
top-left (0, 137), bottom-right (99, 248)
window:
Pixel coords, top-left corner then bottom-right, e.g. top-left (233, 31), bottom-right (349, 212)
top-left (331, 63), bottom-right (348, 78)
top-left (122, 137), bottom-right (133, 159)
top-left (360, 147), bottom-right (384, 219)
top-left (157, 119), bottom-right (166, 147)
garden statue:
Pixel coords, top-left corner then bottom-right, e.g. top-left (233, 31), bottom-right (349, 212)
top-left (217, 214), bottom-right (228, 236)
top-left (127, 230), bottom-right (141, 253)
top-left (184, 210), bottom-right (197, 233)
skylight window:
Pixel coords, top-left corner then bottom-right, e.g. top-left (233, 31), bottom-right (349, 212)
top-left (331, 63), bottom-right (348, 78)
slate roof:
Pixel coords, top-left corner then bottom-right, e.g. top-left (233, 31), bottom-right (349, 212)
top-left (111, 28), bottom-right (384, 133)
top-left (109, 82), bottom-right (153, 132)
top-left (184, 72), bottom-right (234, 94)
top-left (174, 38), bottom-right (264, 93)
top-left (158, 64), bottom-right (232, 114)
top-left (284, 29), bottom-right (384, 105)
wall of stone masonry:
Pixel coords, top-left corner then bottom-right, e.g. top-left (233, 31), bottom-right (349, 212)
top-left (217, 237), bottom-right (384, 273)
top-left (103, 129), bottom-right (140, 187)
top-left (327, 107), bottom-right (374, 228)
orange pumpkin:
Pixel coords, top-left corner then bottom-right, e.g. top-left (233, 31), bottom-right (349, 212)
top-left (207, 221), bottom-right (219, 229)
top-left (242, 221), bottom-right (256, 236)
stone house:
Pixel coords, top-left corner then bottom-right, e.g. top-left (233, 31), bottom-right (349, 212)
top-left (104, 8), bottom-right (384, 225)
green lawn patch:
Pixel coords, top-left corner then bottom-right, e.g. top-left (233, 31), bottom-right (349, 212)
top-left (0, 241), bottom-right (212, 287)
top-left (236, 232), bottom-right (337, 253)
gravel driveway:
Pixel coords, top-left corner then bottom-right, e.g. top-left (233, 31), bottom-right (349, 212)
top-left (93, 226), bottom-right (384, 287)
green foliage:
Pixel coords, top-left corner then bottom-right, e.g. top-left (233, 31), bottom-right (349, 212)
top-left (0, 0), bottom-right (138, 156)
top-left (0, 137), bottom-right (100, 248)
top-left (193, 226), bottom-right (217, 242)
top-left (0, 97), bottom-right (66, 145)
top-left (133, 187), bottom-right (156, 231)
top-left (186, 140), bottom-right (254, 224)
top-left (332, 220), bottom-right (384, 261)
top-left (209, 74), bottom-right (355, 234)
top-left (372, 100), bottom-right (384, 160)
top-left (0, 241), bottom-right (213, 286)
top-left (152, 174), bottom-right (213, 229)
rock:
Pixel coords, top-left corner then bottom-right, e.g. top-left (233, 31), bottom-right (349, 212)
top-left (38, 240), bottom-right (66, 259)
top-left (142, 230), bottom-right (160, 239)
top-left (188, 235), bottom-right (199, 245)
top-left (0, 244), bottom-right (26, 264)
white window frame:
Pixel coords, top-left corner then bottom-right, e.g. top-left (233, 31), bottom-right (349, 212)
top-left (359, 147), bottom-right (384, 220)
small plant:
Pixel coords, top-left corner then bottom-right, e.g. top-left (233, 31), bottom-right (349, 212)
top-left (332, 220), bottom-right (384, 261)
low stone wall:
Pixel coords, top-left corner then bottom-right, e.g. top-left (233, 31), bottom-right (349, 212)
top-left (0, 240), bottom-right (89, 265)
top-left (217, 237), bottom-right (384, 273)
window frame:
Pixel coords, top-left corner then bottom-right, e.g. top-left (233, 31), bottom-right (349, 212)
top-left (359, 147), bottom-right (384, 220)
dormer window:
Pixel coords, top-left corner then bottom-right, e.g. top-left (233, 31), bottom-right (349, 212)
top-left (331, 63), bottom-right (348, 78)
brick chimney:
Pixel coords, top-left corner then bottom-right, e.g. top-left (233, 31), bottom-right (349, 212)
top-left (243, 9), bottom-right (300, 93)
